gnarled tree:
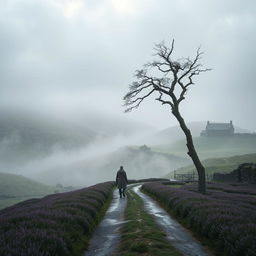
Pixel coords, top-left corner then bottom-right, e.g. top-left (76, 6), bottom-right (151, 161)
top-left (123, 39), bottom-right (211, 194)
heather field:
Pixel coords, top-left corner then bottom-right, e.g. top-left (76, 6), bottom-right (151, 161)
top-left (142, 182), bottom-right (256, 256)
top-left (0, 181), bottom-right (114, 256)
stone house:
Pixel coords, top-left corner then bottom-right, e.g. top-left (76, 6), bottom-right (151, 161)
top-left (200, 121), bottom-right (235, 136)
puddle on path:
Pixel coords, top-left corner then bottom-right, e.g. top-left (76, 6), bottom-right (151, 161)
top-left (84, 189), bottom-right (127, 256)
top-left (133, 185), bottom-right (212, 256)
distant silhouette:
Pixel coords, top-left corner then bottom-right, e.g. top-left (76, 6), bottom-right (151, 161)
top-left (116, 166), bottom-right (128, 198)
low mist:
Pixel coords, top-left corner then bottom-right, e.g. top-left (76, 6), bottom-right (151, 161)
top-left (0, 108), bottom-right (191, 187)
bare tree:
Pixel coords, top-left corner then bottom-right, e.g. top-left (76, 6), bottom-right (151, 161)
top-left (123, 39), bottom-right (211, 194)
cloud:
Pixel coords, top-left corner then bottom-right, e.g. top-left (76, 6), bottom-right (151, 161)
top-left (0, 0), bottom-right (256, 129)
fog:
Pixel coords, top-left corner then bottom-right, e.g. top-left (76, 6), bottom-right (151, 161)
top-left (0, 0), bottom-right (256, 186)
top-left (0, 109), bottom-right (192, 186)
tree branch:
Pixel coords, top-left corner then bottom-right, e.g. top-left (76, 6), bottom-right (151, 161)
top-left (123, 39), bottom-right (210, 113)
top-left (155, 91), bottom-right (173, 107)
top-left (124, 89), bottom-right (155, 112)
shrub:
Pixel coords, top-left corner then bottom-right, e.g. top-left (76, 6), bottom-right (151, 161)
top-left (142, 182), bottom-right (256, 256)
top-left (0, 181), bottom-right (114, 256)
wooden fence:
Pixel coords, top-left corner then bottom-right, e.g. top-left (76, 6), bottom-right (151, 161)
top-left (173, 171), bottom-right (213, 182)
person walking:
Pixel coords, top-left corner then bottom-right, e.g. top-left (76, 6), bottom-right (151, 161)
top-left (116, 166), bottom-right (128, 198)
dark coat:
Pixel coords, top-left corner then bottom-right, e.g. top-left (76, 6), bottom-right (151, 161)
top-left (116, 169), bottom-right (128, 189)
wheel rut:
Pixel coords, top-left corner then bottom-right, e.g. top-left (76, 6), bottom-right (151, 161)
top-left (84, 184), bottom-right (212, 256)
top-left (84, 189), bottom-right (127, 256)
top-left (133, 185), bottom-right (212, 256)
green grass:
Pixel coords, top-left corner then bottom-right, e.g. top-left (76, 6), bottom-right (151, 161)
top-left (116, 187), bottom-right (182, 256)
top-left (167, 184), bottom-right (183, 188)
top-left (0, 172), bottom-right (54, 197)
top-left (0, 197), bottom-right (35, 209)
top-left (153, 135), bottom-right (256, 159)
top-left (0, 172), bottom-right (55, 209)
top-left (164, 153), bottom-right (256, 178)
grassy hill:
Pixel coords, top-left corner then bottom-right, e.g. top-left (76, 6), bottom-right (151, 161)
top-left (0, 172), bottom-right (54, 197)
top-left (164, 153), bottom-right (256, 179)
top-left (153, 134), bottom-right (256, 159)
top-left (0, 111), bottom-right (97, 169)
top-left (0, 172), bottom-right (55, 209)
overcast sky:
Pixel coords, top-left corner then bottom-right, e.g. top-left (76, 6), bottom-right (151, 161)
top-left (0, 0), bottom-right (256, 130)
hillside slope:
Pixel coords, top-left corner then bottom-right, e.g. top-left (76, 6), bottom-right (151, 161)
top-left (0, 172), bottom-right (54, 197)
top-left (0, 109), bottom-right (154, 173)
top-left (0, 111), bottom-right (97, 165)
top-left (164, 153), bottom-right (256, 178)
top-left (153, 134), bottom-right (256, 159)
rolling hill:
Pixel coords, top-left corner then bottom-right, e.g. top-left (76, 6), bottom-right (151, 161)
top-left (152, 134), bottom-right (256, 159)
top-left (0, 110), bottom-right (97, 165)
top-left (0, 172), bottom-right (54, 197)
top-left (0, 109), bottom-right (154, 173)
top-left (0, 172), bottom-right (55, 209)
top-left (164, 153), bottom-right (256, 179)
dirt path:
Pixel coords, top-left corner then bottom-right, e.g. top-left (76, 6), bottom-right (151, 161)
top-left (133, 185), bottom-right (212, 256)
top-left (84, 189), bottom-right (127, 256)
top-left (84, 184), bottom-right (212, 256)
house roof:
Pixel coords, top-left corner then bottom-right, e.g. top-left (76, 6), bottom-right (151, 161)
top-left (206, 122), bottom-right (234, 131)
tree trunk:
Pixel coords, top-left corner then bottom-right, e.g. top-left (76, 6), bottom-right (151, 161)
top-left (172, 108), bottom-right (206, 194)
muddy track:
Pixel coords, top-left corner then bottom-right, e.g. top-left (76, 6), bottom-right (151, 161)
top-left (84, 184), bottom-right (212, 256)
top-left (133, 185), bottom-right (212, 256)
top-left (84, 189), bottom-right (127, 256)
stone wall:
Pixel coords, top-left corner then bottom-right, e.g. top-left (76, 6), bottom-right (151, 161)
top-left (213, 163), bottom-right (256, 183)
